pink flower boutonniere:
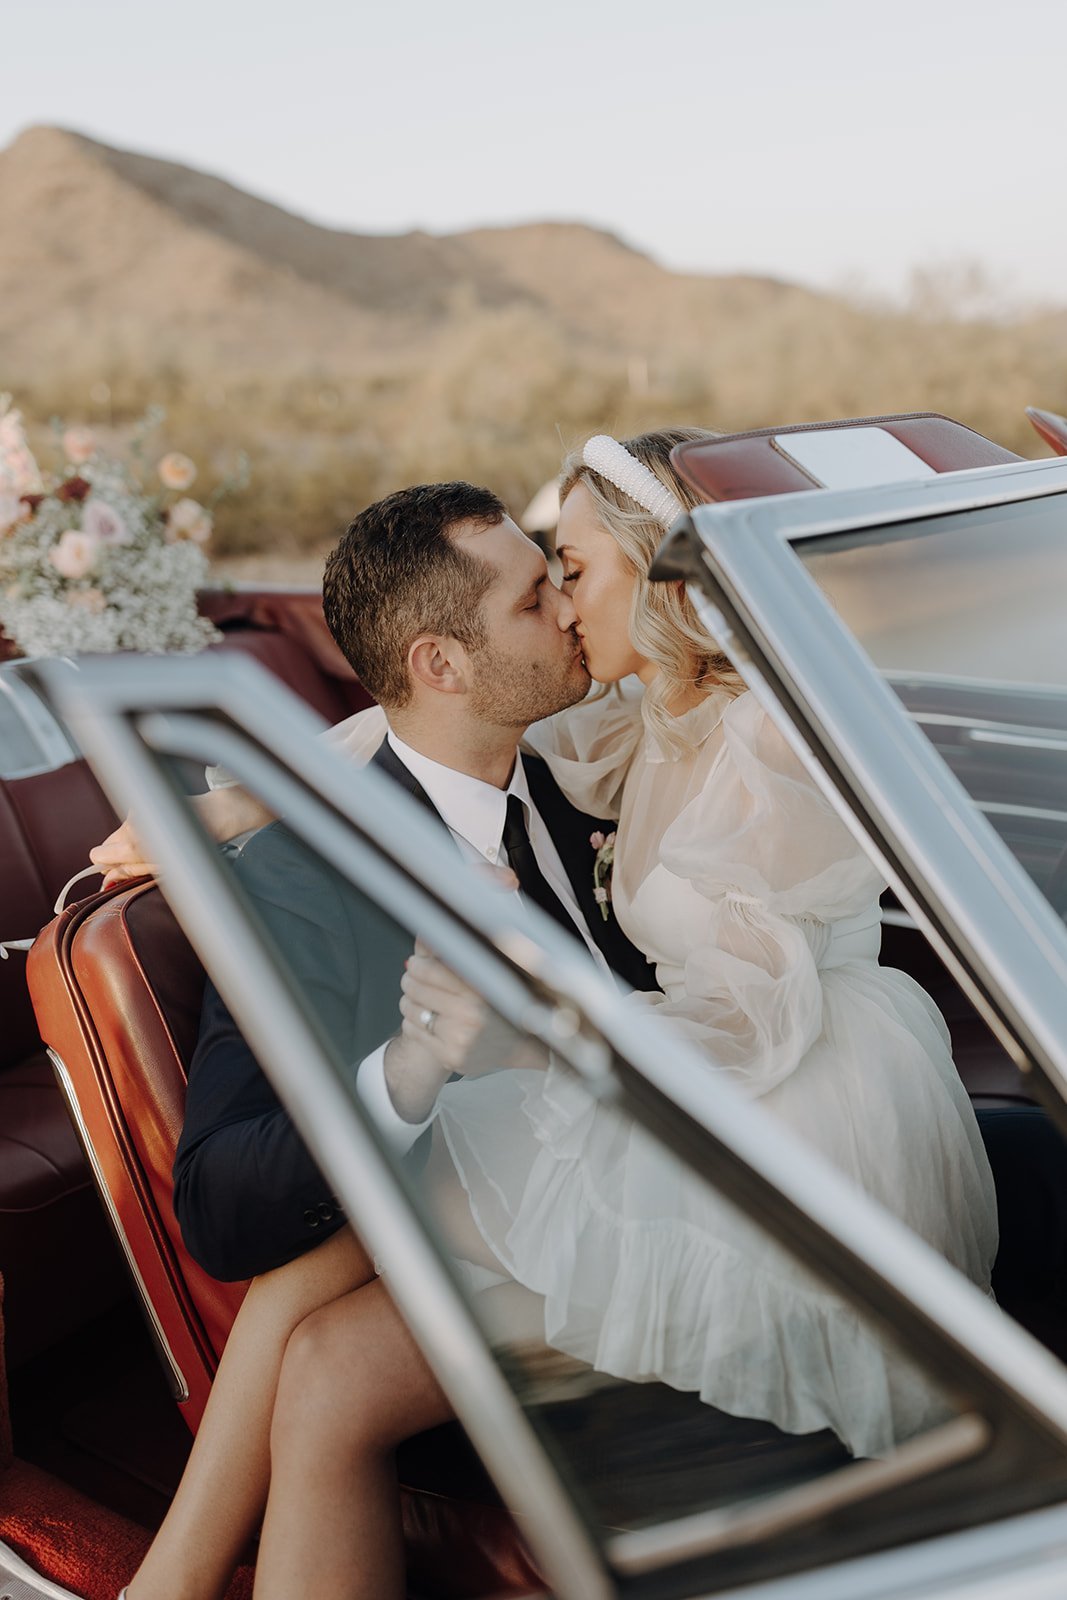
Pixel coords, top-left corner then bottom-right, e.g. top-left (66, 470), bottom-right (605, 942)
top-left (590, 830), bottom-right (616, 921)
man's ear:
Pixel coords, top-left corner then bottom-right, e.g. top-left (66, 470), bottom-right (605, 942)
top-left (407, 635), bottom-right (468, 696)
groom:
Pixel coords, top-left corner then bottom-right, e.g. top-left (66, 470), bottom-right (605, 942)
top-left (173, 480), bottom-right (656, 1284)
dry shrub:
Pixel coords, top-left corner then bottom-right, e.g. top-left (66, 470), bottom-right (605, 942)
top-left (10, 270), bottom-right (1067, 564)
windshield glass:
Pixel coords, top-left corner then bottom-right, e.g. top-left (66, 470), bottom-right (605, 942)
top-left (800, 493), bottom-right (1067, 916)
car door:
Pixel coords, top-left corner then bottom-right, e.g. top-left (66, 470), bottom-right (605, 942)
top-left (33, 619), bottom-right (1067, 1600)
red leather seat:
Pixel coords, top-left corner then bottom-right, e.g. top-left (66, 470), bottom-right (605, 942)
top-left (0, 591), bottom-right (374, 1372)
top-left (26, 880), bottom-right (542, 1598)
top-left (0, 761), bottom-right (130, 1368)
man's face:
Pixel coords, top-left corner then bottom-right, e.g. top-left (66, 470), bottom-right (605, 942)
top-left (454, 516), bottom-right (591, 729)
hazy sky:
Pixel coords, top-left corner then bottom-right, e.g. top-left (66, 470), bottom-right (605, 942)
top-left (5, 0), bottom-right (1064, 305)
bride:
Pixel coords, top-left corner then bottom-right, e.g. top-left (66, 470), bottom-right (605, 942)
top-left (108, 429), bottom-right (997, 1600)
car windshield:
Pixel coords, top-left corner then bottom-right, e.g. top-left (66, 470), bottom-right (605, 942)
top-left (800, 494), bottom-right (1067, 917)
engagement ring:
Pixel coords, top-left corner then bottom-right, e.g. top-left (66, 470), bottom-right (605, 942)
top-left (419, 1007), bottom-right (437, 1035)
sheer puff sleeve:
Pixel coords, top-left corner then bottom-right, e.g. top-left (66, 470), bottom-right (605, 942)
top-left (206, 704), bottom-right (387, 791)
top-left (641, 692), bottom-right (885, 1098)
top-left (323, 703), bottom-right (388, 765)
top-left (521, 680), bottom-right (645, 819)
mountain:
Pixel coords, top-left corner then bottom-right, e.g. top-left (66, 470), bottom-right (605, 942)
top-left (2, 126), bottom-right (1062, 555)
top-left (0, 125), bottom-right (817, 376)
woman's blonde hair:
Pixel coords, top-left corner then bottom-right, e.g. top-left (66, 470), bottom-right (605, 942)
top-left (559, 427), bottom-right (744, 751)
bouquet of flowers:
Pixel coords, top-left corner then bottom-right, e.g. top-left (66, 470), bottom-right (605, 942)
top-left (0, 397), bottom-right (243, 658)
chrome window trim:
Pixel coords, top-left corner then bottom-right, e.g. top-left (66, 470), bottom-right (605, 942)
top-left (702, 1498), bottom-right (1067, 1600)
top-left (48, 1047), bottom-right (190, 1402)
top-left (611, 1414), bottom-right (990, 1575)
top-left (912, 715), bottom-right (1067, 743)
top-left (653, 457), bottom-right (1067, 1130)
top-left (36, 651), bottom-right (1067, 1595)
top-left (978, 801), bottom-right (1067, 825)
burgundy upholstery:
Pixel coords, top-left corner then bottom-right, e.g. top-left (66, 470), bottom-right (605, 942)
top-left (0, 762), bottom-right (129, 1367)
top-left (1026, 407), bottom-right (1067, 457)
top-left (199, 587), bottom-right (375, 723)
top-left (27, 880), bottom-right (542, 1596)
top-left (671, 411), bottom-right (1022, 502)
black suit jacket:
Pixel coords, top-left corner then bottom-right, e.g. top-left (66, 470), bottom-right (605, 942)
top-left (173, 739), bottom-right (656, 1282)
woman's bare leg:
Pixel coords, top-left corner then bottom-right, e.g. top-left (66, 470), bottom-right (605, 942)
top-left (127, 1226), bottom-right (375, 1600)
top-left (253, 1280), bottom-right (452, 1600)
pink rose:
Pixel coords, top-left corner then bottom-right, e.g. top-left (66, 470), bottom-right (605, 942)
top-left (49, 529), bottom-right (99, 580)
top-left (166, 497), bottom-right (213, 544)
top-left (62, 426), bottom-right (97, 465)
top-left (158, 452), bottom-right (197, 491)
top-left (0, 405), bottom-right (43, 494)
top-left (82, 498), bottom-right (130, 546)
top-left (589, 831), bottom-right (606, 850)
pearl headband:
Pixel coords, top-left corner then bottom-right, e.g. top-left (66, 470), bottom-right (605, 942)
top-left (581, 434), bottom-right (684, 529)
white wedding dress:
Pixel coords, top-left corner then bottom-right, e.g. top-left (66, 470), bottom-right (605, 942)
top-left (331, 687), bottom-right (998, 1459)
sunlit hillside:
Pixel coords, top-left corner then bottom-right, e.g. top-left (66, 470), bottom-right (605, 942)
top-left (3, 125), bottom-right (1065, 573)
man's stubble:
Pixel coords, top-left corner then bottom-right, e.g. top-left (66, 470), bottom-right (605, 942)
top-left (468, 639), bottom-right (591, 732)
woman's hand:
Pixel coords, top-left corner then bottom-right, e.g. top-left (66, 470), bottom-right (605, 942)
top-left (88, 787), bottom-right (275, 888)
top-left (89, 816), bottom-right (154, 890)
top-left (399, 943), bottom-right (491, 1075)
top-left (381, 864), bottom-right (526, 1122)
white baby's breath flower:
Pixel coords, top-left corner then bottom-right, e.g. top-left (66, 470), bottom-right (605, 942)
top-left (63, 426), bottom-right (97, 465)
top-left (67, 586), bottom-right (107, 614)
top-left (82, 498), bottom-right (131, 546)
top-left (48, 529), bottom-right (99, 580)
top-left (158, 452), bottom-right (197, 491)
top-left (166, 497), bottom-right (213, 545)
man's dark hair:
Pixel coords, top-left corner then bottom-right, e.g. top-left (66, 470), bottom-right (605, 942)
top-left (322, 482), bottom-right (506, 707)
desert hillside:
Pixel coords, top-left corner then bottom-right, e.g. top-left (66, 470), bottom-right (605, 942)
top-left (2, 124), bottom-right (1064, 558)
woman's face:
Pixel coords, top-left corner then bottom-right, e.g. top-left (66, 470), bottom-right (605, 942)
top-left (556, 482), bottom-right (652, 685)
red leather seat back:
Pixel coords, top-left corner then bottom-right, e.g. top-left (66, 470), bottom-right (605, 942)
top-left (0, 761), bottom-right (118, 1073)
top-left (199, 588), bottom-right (375, 723)
top-left (27, 881), bottom-right (248, 1426)
top-left (0, 763), bottom-right (131, 1366)
top-left (672, 411), bottom-right (1021, 502)
top-left (26, 883), bottom-right (543, 1594)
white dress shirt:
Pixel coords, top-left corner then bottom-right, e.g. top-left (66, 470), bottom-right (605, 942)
top-left (357, 730), bottom-right (608, 1151)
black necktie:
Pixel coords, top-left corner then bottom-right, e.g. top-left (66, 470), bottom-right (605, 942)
top-left (502, 793), bottom-right (579, 941)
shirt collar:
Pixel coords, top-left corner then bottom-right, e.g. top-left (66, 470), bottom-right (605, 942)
top-left (386, 730), bottom-right (528, 861)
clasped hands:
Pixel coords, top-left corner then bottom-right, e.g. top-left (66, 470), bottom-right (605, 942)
top-left (385, 865), bottom-right (548, 1124)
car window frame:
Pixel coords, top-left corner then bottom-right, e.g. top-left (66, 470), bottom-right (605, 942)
top-left (653, 455), bottom-right (1067, 1138)
top-left (36, 645), bottom-right (1067, 1598)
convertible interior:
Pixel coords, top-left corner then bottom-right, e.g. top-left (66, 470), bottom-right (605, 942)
top-left (1, 411), bottom-right (1066, 1600)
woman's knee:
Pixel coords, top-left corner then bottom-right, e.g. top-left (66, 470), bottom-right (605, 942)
top-left (269, 1293), bottom-right (382, 1462)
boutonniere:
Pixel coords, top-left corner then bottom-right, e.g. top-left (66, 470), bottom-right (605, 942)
top-left (589, 830), bottom-right (616, 920)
